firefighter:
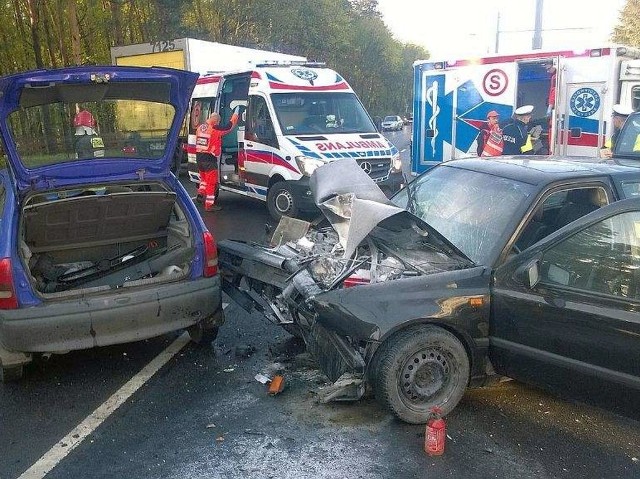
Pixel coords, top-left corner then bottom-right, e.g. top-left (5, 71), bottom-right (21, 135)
top-left (195, 107), bottom-right (240, 211)
top-left (601, 104), bottom-right (633, 158)
top-left (502, 105), bottom-right (534, 155)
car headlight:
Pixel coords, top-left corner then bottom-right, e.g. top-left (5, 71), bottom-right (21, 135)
top-left (295, 156), bottom-right (325, 177)
top-left (390, 153), bottom-right (402, 173)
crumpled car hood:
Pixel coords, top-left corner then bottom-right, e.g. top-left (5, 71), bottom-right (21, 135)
top-left (309, 158), bottom-right (472, 264)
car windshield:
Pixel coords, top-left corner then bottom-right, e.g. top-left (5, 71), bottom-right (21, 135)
top-left (384, 116), bottom-right (396, 122)
top-left (392, 165), bottom-right (536, 265)
top-left (271, 92), bottom-right (377, 135)
top-left (6, 82), bottom-right (176, 169)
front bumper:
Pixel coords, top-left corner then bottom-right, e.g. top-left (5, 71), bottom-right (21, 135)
top-left (0, 276), bottom-right (222, 354)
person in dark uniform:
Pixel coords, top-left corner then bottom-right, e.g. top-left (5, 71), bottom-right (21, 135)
top-left (501, 105), bottom-right (534, 155)
top-left (601, 104), bottom-right (633, 158)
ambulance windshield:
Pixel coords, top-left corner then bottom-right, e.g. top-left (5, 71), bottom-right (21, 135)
top-left (271, 92), bottom-right (377, 135)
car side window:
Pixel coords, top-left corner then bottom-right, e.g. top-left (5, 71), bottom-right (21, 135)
top-left (539, 211), bottom-right (640, 298)
top-left (516, 186), bottom-right (609, 251)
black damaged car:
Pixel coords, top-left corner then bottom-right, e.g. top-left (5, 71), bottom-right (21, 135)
top-left (218, 150), bottom-right (640, 423)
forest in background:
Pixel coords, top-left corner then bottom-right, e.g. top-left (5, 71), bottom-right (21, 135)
top-left (2, 0), bottom-right (638, 118)
top-left (0, 0), bottom-right (428, 117)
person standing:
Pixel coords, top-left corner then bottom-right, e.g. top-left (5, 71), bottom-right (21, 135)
top-left (195, 108), bottom-right (240, 211)
top-left (601, 104), bottom-right (633, 158)
top-left (73, 106), bottom-right (97, 135)
top-left (502, 105), bottom-right (534, 155)
top-left (476, 110), bottom-right (503, 156)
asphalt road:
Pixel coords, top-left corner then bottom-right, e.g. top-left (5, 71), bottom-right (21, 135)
top-left (1, 127), bottom-right (639, 479)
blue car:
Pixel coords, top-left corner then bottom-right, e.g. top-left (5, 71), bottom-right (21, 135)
top-left (0, 66), bottom-right (223, 381)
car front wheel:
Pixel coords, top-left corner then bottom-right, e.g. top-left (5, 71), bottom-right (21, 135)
top-left (372, 325), bottom-right (470, 423)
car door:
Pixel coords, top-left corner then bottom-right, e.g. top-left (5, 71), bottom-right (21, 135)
top-left (490, 198), bottom-right (640, 402)
top-left (241, 94), bottom-right (278, 189)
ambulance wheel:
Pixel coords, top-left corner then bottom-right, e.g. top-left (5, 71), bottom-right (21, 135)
top-left (372, 325), bottom-right (469, 423)
top-left (267, 182), bottom-right (299, 220)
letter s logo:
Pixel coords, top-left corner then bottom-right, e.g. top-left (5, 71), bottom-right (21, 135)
top-left (483, 69), bottom-right (508, 97)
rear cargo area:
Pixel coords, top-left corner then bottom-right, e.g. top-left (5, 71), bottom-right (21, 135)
top-left (19, 182), bottom-right (195, 295)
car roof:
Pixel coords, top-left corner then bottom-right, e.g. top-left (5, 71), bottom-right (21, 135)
top-left (442, 156), bottom-right (640, 186)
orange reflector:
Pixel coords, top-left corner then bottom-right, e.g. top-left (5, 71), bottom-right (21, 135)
top-left (469, 297), bottom-right (484, 307)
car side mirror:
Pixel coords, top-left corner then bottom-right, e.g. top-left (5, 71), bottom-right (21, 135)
top-left (515, 258), bottom-right (540, 288)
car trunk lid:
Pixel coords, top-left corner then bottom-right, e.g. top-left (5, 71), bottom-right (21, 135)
top-left (0, 66), bottom-right (198, 193)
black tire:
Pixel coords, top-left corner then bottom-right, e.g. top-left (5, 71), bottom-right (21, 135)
top-left (267, 181), bottom-right (299, 220)
top-left (188, 309), bottom-right (224, 345)
top-left (1, 364), bottom-right (24, 382)
top-left (372, 325), bottom-right (469, 424)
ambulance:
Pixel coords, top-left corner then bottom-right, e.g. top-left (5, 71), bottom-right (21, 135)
top-left (187, 62), bottom-right (403, 219)
top-left (411, 45), bottom-right (640, 175)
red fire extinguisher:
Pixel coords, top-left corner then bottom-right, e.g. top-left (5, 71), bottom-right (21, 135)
top-left (425, 406), bottom-right (446, 456)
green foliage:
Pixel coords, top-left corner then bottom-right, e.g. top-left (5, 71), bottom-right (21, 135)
top-left (0, 0), bottom-right (429, 116)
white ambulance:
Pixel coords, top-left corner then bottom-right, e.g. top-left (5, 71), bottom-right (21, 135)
top-left (187, 62), bottom-right (403, 219)
top-left (411, 45), bottom-right (640, 175)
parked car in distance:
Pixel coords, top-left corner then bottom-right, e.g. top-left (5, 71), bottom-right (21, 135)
top-left (219, 155), bottom-right (640, 423)
top-left (0, 65), bottom-right (224, 381)
top-left (381, 115), bottom-right (404, 131)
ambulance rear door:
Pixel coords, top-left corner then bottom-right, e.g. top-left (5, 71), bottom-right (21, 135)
top-left (556, 53), bottom-right (611, 158)
top-left (560, 81), bottom-right (606, 157)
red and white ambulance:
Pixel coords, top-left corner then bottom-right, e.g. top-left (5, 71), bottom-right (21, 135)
top-left (187, 62), bottom-right (403, 219)
top-left (411, 45), bottom-right (640, 175)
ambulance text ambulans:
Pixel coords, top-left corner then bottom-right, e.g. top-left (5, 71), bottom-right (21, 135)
top-left (187, 63), bottom-right (403, 219)
top-left (411, 46), bottom-right (640, 175)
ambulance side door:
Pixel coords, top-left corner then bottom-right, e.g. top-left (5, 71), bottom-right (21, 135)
top-left (242, 94), bottom-right (278, 188)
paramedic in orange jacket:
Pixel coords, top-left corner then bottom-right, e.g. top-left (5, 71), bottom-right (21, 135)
top-left (195, 108), bottom-right (239, 211)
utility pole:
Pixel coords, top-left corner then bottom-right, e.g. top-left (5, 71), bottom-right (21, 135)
top-left (495, 12), bottom-right (501, 53)
top-left (532, 0), bottom-right (544, 49)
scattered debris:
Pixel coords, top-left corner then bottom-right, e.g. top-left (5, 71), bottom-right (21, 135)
top-left (267, 375), bottom-right (285, 395)
top-left (223, 367), bottom-right (235, 373)
top-left (254, 373), bottom-right (271, 384)
top-left (206, 424), bottom-right (216, 429)
top-left (216, 435), bottom-right (225, 442)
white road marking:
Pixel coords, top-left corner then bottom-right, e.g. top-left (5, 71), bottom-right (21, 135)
top-left (18, 332), bottom-right (191, 479)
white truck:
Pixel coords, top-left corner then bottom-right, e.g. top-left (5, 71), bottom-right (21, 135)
top-left (186, 63), bottom-right (403, 219)
top-left (411, 45), bottom-right (640, 175)
top-left (110, 38), bottom-right (307, 173)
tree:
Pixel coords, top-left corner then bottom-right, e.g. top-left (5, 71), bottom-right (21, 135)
top-left (612, 0), bottom-right (640, 46)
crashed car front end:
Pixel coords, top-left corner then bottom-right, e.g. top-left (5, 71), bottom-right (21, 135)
top-left (219, 159), bottom-right (491, 422)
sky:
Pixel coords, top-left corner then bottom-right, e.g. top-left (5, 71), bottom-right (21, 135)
top-left (377, 0), bottom-right (628, 59)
